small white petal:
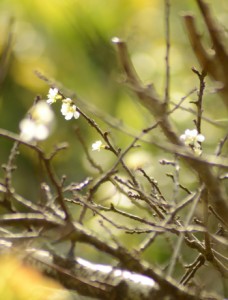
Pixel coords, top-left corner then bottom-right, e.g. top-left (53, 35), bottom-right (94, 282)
top-left (183, 129), bottom-right (196, 138)
top-left (19, 119), bottom-right (36, 142)
top-left (47, 98), bottom-right (54, 104)
top-left (34, 124), bottom-right (49, 140)
top-left (180, 134), bottom-right (186, 141)
top-left (48, 88), bottom-right (58, 98)
top-left (64, 112), bottom-right (73, 120)
top-left (189, 129), bottom-right (198, 137)
top-left (61, 104), bottom-right (68, 115)
top-left (197, 134), bottom-right (205, 142)
top-left (73, 111), bottom-right (80, 119)
top-left (184, 129), bottom-right (191, 135)
top-left (19, 107), bottom-right (53, 142)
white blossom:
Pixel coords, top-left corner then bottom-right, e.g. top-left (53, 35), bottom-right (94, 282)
top-left (47, 88), bottom-right (80, 121)
top-left (92, 140), bottom-right (104, 152)
top-left (31, 101), bottom-right (54, 124)
top-left (180, 129), bottom-right (205, 156)
top-left (47, 88), bottom-right (62, 104)
top-left (19, 119), bottom-right (49, 141)
top-left (19, 101), bottom-right (54, 142)
top-left (61, 98), bottom-right (80, 120)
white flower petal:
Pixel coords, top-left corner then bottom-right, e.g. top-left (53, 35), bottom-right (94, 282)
top-left (92, 140), bottom-right (103, 151)
top-left (48, 88), bottom-right (58, 98)
top-left (197, 134), bottom-right (205, 142)
top-left (34, 124), bottom-right (49, 140)
top-left (19, 119), bottom-right (36, 142)
top-left (180, 134), bottom-right (186, 141)
top-left (31, 101), bottom-right (54, 124)
top-left (19, 102), bottom-right (54, 142)
top-left (47, 98), bottom-right (54, 104)
top-left (63, 98), bottom-right (72, 104)
top-left (189, 129), bottom-right (198, 137)
top-left (73, 111), bottom-right (80, 119)
top-left (61, 103), bottom-right (68, 115)
top-left (64, 112), bottom-right (73, 120)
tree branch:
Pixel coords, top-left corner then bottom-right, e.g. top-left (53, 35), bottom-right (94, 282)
top-left (0, 240), bottom-right (222, 300)
top-left (183, 0), bottom-right (228, 108)
top-left (112, 38), bottom-right (228, 226)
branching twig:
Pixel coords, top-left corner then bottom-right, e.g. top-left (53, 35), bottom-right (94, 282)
top-left (113, 37), bottom-right (228, 226)
top-left (183, 0), bottom-right (228, 108)
top-left (191, 67), bottom-right (207, 134)
top-left (166, 187), bottom-right (204, 277)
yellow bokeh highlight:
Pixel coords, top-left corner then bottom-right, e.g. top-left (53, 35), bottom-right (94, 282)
top-left (0, 255), bottom-right (69, 300)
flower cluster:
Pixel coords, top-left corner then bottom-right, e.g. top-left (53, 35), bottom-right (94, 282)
top-left (46, 88), bottom-right (80, 121)
top-left (180, 129), bottom-right (205, 156)
top-left (19, 101), bottom-right (54, 142)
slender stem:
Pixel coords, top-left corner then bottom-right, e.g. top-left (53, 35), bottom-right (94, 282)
top-left (166, 186), bottom-right (204, 277)
top-left (192, 68), bottom-right (206, 133)
top-left (164, 0), bottom-right (171, 109)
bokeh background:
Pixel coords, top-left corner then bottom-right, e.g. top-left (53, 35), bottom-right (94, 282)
top-left (0, 0), bottom-right (227, 297)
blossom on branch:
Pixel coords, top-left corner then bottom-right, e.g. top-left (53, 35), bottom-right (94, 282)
top-left (31, 100), bottom-right (55, 125)
top-left (61, 98), bottom-right (80, 120)
top-left (47, 88), bottom-right (62, 104)
top-left (46, 88), bottom-right (80, 121)
top-left (92, 140), bottom-right (105, 151)
top-left (19, 119), bottom-right (49, 141)
top-left (180, 129), bottom-right (205, 155)
top-left (19, 101), bottom-right (54, 142)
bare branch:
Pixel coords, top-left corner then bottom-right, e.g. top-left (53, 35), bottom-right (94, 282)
top-left (113, 38), bottom-right (228, 225)
top-left (183, 0), bottom-right (228, 108)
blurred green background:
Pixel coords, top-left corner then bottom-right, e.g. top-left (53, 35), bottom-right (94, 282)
top-left (0, 0), bottom-right (227, 295)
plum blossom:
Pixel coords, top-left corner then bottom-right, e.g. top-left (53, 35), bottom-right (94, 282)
top-left (47, 88), bottom-right (62, 104)
top-left (31, 100), bottom-right (54, 124)
top-left (19, 119), bottom-right (49, 141)
top-left (61, 98), bottom-right (80, 120)
top-left (92, 140), bottom-right (104, 151)
top-left (19, 101), bottom-right (54, 142)
top-left (180, 129), bottom-right (205, 156)
top-left (46, 88), bottom-right (80, 121)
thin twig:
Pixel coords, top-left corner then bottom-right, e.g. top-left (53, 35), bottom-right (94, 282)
top-left (191, 67), bottom-right (207, 133)
top-left (166, 187), bottom-right (204, 277)
top-left (164, 0), bottom-right (171, 110)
